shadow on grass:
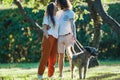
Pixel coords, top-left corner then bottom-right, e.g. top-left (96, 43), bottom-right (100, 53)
top-left (0, 72), bottom-right (120, 80)
top-left (87, 73), bottom-right (120, 80)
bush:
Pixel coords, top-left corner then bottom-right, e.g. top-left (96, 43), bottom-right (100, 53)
top-left (99, 3), bottom-right (120, 60)
top-left (0, 3), bottom-right (120, 63)
top-left (0, 8), bottom-right (44, 63)
top-left (74, 3), bottom-right (120, 60)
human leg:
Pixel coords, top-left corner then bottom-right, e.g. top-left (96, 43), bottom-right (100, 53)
top-left (48, 36), bottom-right (58, 77)
top-left (38, 36), bottom-right (52, 77)
top-left (58, 53), bottom-right (64, 77)
top-left (58, 36), bottom-right (65, 77)
top-left (65, 34), bottom-right (75, 57)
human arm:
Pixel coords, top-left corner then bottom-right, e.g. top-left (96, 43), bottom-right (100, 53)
top-left (70, 18), bottom-right (76, 38)
top-left (43, 16), bottom-right (49, 38)
top-left (69, 11), bottom-right (76, 38)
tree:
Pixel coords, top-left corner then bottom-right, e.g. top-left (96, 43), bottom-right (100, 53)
top-left (14, 0), bottom-right (43, 41)
top-left (86, 0), bottom-right (120, 48)
top-left (13, 0), bottom-right (56, 40)
top-left (2, 0), bottom-right (120, 63)
top-left (13, 0), bottom-right (120, 49)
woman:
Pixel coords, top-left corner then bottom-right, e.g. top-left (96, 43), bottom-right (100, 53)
top-left (56, 0), bottom-right (76, 78)
top-left (37, 2), bottom-right (59, 79)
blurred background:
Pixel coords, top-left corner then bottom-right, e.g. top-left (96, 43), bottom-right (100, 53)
top-left (0, 0), bottom-right (120, 63)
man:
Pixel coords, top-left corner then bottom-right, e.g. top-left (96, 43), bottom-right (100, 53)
top-left (56, 0), bottom-right (76, 77)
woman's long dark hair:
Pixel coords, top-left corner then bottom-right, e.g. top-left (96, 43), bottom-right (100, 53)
top-left (56, 0), bottom-right (72, 9)
top-left (46, 2), bottom-right (56, 26)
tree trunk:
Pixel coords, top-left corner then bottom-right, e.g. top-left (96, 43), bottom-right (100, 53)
top-left (86, 0), bottom-right (120, 47)
top-left (86, 0), bottom-right (101, 67)
top-left (14, 0), bottom-right (43, 41)
top-left (94, 0), bottom-right (120, 35)
top-left (86, 0), bottom-right (101, 48)
top-left (86, 0), bottom-right (120, 68)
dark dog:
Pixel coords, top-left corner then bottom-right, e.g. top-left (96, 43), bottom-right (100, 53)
top-left (70, 46), bottom-right (98, 79)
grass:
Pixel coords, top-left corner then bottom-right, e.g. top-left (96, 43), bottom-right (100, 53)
top-left (0, 61), bottom-right (120, 80)
top-left (0, 60), bottom-right (120, 80)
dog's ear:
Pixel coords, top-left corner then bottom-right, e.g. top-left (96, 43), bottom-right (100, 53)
top-left (90, 47), bottom-right (98, 56)
top-left (84, 46), bottom-right (98, 56)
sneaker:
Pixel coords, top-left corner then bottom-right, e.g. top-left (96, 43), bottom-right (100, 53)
top-left (38, 74), bottom-right (43, 79)
top-left (58, 75), bottom-right (64, 79)
top-left (49, 76), bottom-right (56, 79)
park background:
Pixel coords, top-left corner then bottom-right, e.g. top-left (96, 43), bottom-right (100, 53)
top-left (0, 0), bottom-right (120, 80)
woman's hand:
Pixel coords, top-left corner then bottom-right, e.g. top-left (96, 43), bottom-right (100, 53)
top-left (43, 24), bottom-right (49, 39)
top-left (45, 34), bottom-right (49, 39)
top-left (72, 35), bottom-right (76, 42)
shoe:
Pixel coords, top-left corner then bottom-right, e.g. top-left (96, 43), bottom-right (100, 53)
top-left (49, 76), bottom-right (56, 79)
top-left (58, 75), bottom-right (64, 79)
top-left (38, 74), bottom-right (43, 79)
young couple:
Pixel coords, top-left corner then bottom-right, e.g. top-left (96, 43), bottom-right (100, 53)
top-left (38, 0), bottom-right (76, 79)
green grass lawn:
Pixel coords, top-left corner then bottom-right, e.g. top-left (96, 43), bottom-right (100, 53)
top-left (0, 61), bottom-right (120, 80)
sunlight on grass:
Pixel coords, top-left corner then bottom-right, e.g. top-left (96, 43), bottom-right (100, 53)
top-left (87, 65), bottom-right (120, 79)
top-left (0, 61), bottom-right (120, 80)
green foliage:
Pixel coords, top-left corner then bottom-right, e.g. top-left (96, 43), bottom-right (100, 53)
top-left (73, 2), bottom-right (120, 60)
top-left (0, 1), bottom-right (120, 63)
top-left (0, 0), bottom-right (47, 63)
top-left (99, 3), bottom-right (120, 60)
top-left (3, 0), bottom-right (13, 6)
top-left (0, 7), bottom-right (45, 63)
top-left (73, 4), bottom-right (93, 46)
top-left (108, 3), bottom-right (120, 23)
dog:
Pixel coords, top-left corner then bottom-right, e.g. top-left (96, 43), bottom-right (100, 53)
top-left (69, 46), bottom-right (98, 79)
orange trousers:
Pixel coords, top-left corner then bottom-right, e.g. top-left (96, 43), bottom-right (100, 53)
top-left (38, 35), bottom-right (58, 77)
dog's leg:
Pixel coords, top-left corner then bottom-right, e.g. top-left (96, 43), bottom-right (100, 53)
top-left (71, 62), bottom-right (74, 79)
top-left (83, 66), bottom-right (87, 79)
top-left (79, 66), bottom-right (82, 79)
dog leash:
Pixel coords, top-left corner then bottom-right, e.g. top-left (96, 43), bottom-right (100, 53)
top-left (74, 39), bottom-right (85, 52)
top-left (75, 39), bottom-right (84, 50)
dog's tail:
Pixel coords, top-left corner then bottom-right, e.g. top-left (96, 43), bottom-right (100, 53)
top-left (66, 46), bottom-right (75, 59)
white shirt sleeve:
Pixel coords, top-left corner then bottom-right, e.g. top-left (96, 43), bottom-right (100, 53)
top-left (43, 16), bottom-right (49, 25)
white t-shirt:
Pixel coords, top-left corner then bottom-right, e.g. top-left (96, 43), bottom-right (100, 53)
top-left (43, 16), bottom-right (59, 38)
top-left (57, 10), bottom-right (75, 35)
